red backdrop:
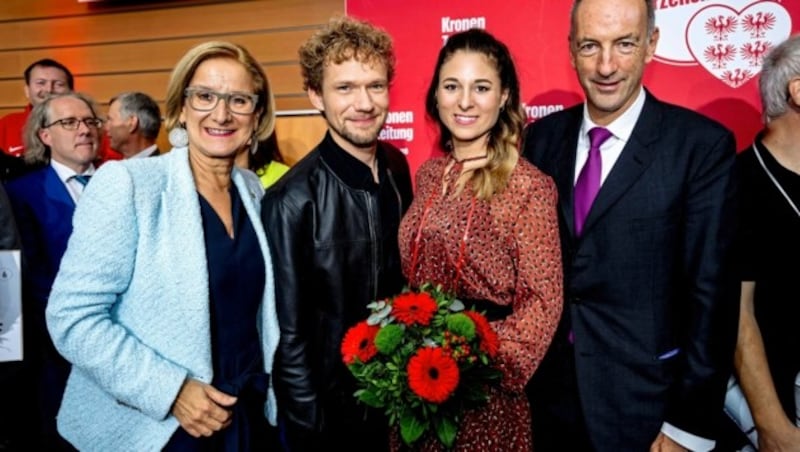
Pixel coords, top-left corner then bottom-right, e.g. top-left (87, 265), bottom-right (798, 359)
top-left (346, 0), bottom-right (799, 177)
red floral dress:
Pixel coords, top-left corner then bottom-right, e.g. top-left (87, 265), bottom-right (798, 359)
top-left (395, 157), bottom-right (563, 451)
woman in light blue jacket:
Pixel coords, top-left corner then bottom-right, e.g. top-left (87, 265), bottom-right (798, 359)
top-left (46, 41), bottom-right (280, 451)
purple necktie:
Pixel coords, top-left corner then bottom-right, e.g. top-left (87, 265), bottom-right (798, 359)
top-left (574, 127), bottom-right (612, 236)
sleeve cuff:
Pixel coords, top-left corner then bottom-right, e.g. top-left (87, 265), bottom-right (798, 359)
top-left (661, 422), bottom-right (715, 451)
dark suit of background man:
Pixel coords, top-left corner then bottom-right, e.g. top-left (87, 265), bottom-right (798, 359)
top-left (0, 183), bottom-right (28, 451)
top-left (523, 0), bottom-right (739, 450)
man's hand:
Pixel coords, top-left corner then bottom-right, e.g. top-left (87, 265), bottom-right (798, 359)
top-left (650, 432), bottom-right (689, 452)
top-left (171, 378), bottom-right (237, 437)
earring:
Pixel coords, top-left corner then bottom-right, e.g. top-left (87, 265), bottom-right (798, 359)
top-left (250, 135), bottom-right (259, 155)
top-left (168, 125), bottom-right (188, 148)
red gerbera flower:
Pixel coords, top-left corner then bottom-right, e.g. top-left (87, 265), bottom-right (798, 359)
top-left (407, 347), bottom-right (460, 403)
top-left (341, 321), bottom-right (379, 365)
top-left (464, 311), bottom-right (500, 358)
top-left (392, 292), bottom-right (438, 326)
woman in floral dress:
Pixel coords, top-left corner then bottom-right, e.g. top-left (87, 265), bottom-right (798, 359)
top-left (397, 29), bottom-right (563, 451)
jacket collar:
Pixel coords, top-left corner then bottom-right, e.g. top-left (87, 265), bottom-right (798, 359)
top-left (318, 132), bottom-right (386, 191)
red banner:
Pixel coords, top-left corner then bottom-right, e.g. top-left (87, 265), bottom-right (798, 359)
top-left (346, 0), bottom-right (800, 177)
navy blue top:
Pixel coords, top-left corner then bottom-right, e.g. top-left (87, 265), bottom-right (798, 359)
top-left (164, 187), bottom-right (270, 451)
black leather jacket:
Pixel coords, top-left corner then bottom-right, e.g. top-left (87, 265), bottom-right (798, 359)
top-left (261, 133), bottom-right (413, 450)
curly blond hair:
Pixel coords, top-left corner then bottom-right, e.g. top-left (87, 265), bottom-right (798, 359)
top-left (299, 16), bottom-right (395, 93)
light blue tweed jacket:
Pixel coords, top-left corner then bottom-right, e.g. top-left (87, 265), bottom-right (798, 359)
top-left (46, 147), bottom-right (279, 451)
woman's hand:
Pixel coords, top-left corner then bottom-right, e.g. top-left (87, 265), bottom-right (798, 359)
top-left (171, 378), bottom-right (238, 437)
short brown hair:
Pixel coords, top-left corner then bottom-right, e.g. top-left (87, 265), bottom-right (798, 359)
top-left (298, 16), bottom-right (395, 93)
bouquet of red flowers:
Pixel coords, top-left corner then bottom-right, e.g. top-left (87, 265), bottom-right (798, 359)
top-left (341, 283), bottom-right (502, 448)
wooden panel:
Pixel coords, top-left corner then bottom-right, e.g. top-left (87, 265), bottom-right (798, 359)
top-left (0, 108), bottom-right (19, 118)
top-left (275, 96), bottom-right (315, 112)
top-left (0, 0), bottom-right (224, 22)
top-left (0, 97), bottom-right (313, 121)
top-left (0, 30), bottom-right (318, 80)
top-left (0, 0), bottom-right (340, 128)
top-left (0, 64), bottom-right (305, 108)
top-left (275, 115), bottom-right (327, 166)
top-left (0, 0), bottom-right (343, 50)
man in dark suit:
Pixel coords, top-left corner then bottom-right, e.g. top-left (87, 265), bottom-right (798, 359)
top-left (523, 0), bottom-right (739, 450)
top-left (0, 183), bottom-right (28, 451)
top-left (0, 184), bottom-right (20, 249)
top-left (105, 91), bottom-right (161, 159)
top-left (5, 91), bottom-right (101, 451)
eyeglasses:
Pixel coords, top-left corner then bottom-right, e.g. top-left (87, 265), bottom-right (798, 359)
top-left (43, 117), bottom-right (104, 130)
top-left (184, 88), bottom-right (259, 115)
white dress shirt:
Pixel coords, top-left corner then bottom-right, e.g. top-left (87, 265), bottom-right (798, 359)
top-left (50, 159), bottom-right (96, 203)
top-left (574, 87), bottom-right (645, 185)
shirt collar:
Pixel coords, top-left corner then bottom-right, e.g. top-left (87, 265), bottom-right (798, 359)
top-left (50, 158), bottom-right (96, 184)
top-left (129, 144), bottom-right (158, 159)
top-left (581, 87), bottom-right (646, 142)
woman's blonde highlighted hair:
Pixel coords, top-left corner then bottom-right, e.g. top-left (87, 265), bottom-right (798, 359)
top-left (164, 41), bottom-right (276, 142)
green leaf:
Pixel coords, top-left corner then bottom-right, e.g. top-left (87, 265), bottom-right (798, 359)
top-left (435, 416), bottom-right (458, 448)
top-left (400, 413), bottom-right (426, 445)
top-left (357, 389), bottom-right (383, 408)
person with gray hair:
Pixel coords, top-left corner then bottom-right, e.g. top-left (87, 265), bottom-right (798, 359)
top-left (4, 91), bottom-right (101, 451)
top-left (732, 33), bottom-right (800, 451)
top-left (105, 91), bottom-right (162, 158)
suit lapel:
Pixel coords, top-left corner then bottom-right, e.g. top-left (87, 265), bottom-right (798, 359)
top-left (42, 166), bottom-right (75, 210)
top-left (555, 109), bottom-right (583, 238)
top-left (580, 94), bottom-right (663, 236)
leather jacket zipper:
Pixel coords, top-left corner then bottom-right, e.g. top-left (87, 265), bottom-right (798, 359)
top-left (364, 191), bottom-right (379, 300)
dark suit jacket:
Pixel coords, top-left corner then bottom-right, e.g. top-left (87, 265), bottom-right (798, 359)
top-left (6, 166), bottom-right (76, 311)
top-left (523, 92), bottom-right (739, 450)
top-left (0, 183), bottom-right (20, 249)
top-left (4, 165), bottom-right (76, 441)
top-left (0, 182), bottom-right (29, 452)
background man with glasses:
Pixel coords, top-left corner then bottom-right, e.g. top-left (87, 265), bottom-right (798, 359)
top-left (5, 92), bottom-right (102, 451)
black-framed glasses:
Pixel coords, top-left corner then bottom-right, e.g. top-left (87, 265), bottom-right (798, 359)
top-left (44, 117), bottom-right (104, 130)
top-left (184, 88), bottom-right (259, 114)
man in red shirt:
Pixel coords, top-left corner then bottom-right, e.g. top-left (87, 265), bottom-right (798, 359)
top-left (0, 59), bottom-right (73, 158)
